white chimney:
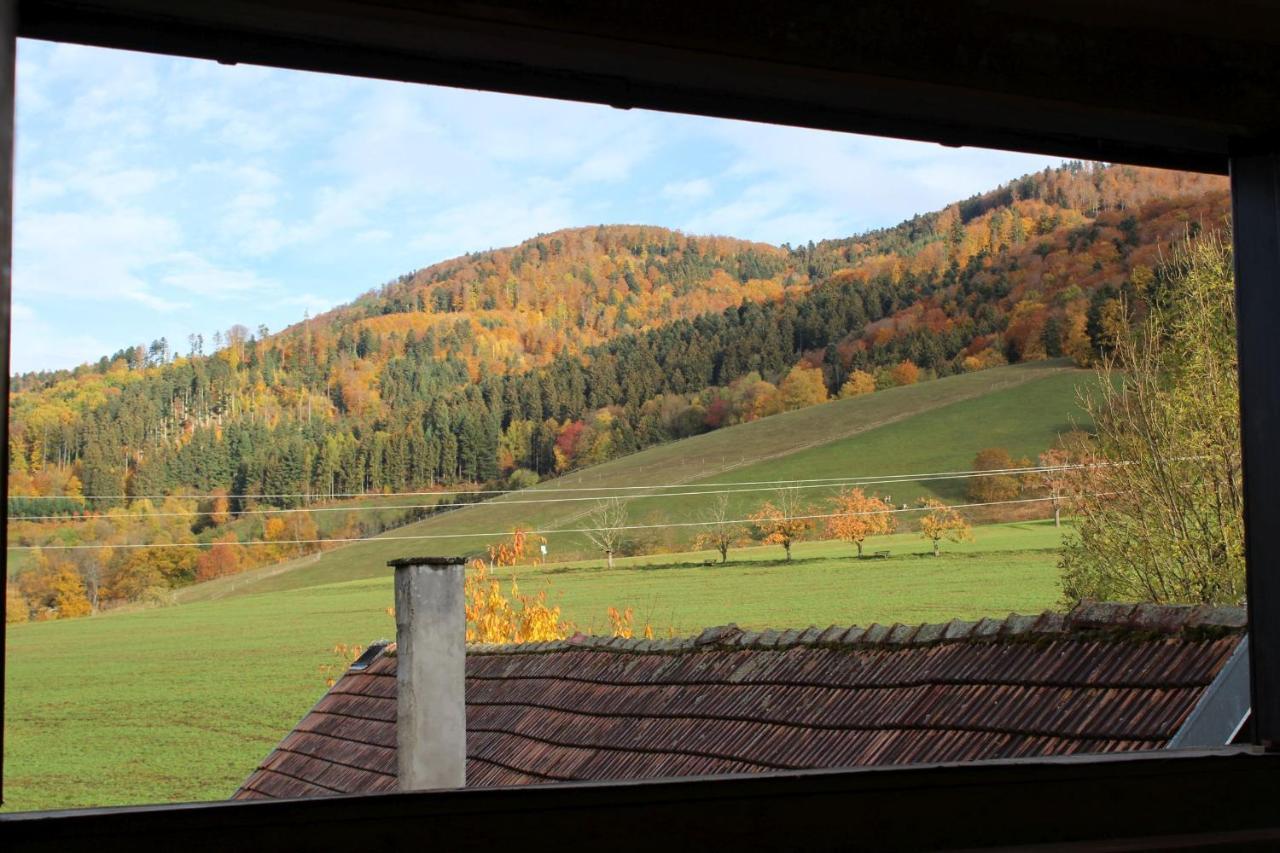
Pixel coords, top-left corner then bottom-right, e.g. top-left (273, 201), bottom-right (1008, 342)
top-left (389, 555), bottom-right (467, 790)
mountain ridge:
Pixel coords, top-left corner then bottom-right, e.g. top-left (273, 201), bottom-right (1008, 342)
top-left (7, 160), bottom-right (1229, 618)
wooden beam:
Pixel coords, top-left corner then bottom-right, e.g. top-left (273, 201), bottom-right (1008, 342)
top-left (15, 0), bottom-right (1253, 173)
top-left (2, 749), bottom-right (1279, 852)
top-left (0, 0), bottom-right (16, 807)
top-left (1231, 146), bottom-right (1280, 749)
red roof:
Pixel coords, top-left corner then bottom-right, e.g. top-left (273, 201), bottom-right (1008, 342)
top-left (234, 602), bottom-right (1246, 800)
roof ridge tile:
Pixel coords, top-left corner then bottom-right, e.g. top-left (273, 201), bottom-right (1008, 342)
top-left (862, 624), bottom-right (891, 644)
top-left (458, 602), bottom-right (1247, 656)
top-left (885, 623), bottom-right (919, 645)
top-left (816, 625), bottom-right (846, 644)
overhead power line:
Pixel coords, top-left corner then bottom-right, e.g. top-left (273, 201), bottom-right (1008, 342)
top-left (9, 461), bottom-right (1104, 502)
top-left (6, 467), bottom-right (1060, 521)
top-left (6, 493), bottom-right (1114, 551)
top-left (7, 461), bottom-right (1109, 521)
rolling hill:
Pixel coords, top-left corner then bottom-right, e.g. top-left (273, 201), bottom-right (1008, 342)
top-left (9, 159), bottom-right (1217, 620)
top-left (181, 359), bottom-right (1093, 600)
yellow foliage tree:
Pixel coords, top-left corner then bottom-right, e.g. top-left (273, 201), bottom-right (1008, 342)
top-left (464, 558), bottom-right (571, 644)
top-left (607, 606), bottom-right (654, 640)
top-left (839, 370), bottom-right (876, 398)
top-left (825, 488), bottom-right (895, 557)
top-left (464, 529), bottom-right (569, 644)
top-left (50, 563), bottom-right (92, 618)
top-left (7, 586), bottom-right (30, 623)
top-left (917, 498), bottom-right (974, 557)
top-left (777, 364), bottom-right (829, 412)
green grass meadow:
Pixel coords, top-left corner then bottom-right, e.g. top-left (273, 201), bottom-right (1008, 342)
top-left (4, 520), bottom-right (1066, 813)
top-left (4, 361), bottom-right (1093, 812)
top-left (191, 360), bottom-right (1094, 599)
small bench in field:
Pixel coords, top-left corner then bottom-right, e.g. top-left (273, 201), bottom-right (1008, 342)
top-left (872, 550), bottom-right (891, 559)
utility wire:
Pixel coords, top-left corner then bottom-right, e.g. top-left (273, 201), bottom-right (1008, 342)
top-left (6, 493), bottom-right (1112, 551)
top-left (7, 461), bottom-right (1114, 521)
top-left (6, 466), bottom-right (1068, 521)
top-left (8, 461), bottom-right (1110, 502)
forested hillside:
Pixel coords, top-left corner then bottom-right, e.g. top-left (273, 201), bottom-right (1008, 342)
top-left (7, 161), bottom-right (1229, 618)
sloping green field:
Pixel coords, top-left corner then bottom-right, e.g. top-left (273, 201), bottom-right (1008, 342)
top-left (4, 361), bottom-right (1094, 812)
top-left (198, 360), bottom-right (1093, 598)
top-left (5, 520), bottom-right (1066, 813)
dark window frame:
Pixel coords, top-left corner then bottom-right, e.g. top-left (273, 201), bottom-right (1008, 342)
top-left (3, 3), bottom-right (1279, 847)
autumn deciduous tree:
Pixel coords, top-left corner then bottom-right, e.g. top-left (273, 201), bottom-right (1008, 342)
top-left (464, 556), bottom-right (571, 644)
top-left (18, 553), bottom-right (93, 619)
top-left (48, 563), bottom-right (92, 618)
top-left (195, 533), bottom-right (244, 581)
top-left (106, 550), bottom-right (167, 601)
top-left (203, 488), bottom-right (231, 527)
top-left (6, 586), bottom-right (30, 623)
top-left (917, 498), bottom-right (973, 556)
top-left (839, 370), bottom-right (876, 398)
top-left (777, 364), bottom-right (829, 412)
top-left (583, 497), bottom-right (628, 569)
top-left (607, 606), bottom-right (655, 640)
top-left (749, 488), bottom-right (814, 561)
top-left (890, 360), bottom-right (920, 386)
top-left (1060, 233), bottom-right (1244, 606)
top-left (486, 527), bottom-right (546, 569)
top-left (826, 488), bottom-right (895, 557)
top-left (1038, 447), bottom-right (1073, 527)
top-left (695, 494), bottom-right (747, 563)
top-left (966, 447), bottom-right (1024, 503)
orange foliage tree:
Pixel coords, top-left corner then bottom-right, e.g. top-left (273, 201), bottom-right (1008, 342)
top-left (195, 533), bottom-right (244, 581)
top-left (966, 447), bottom-right (1026, 503)
top-left (890, 360), bottom-right (920, 386)
top-left (825, 488), bottom-right (895, 557)
top-left (917, 498), bottom-right (974, 556)
top-left (748, 488), bottom-right (814, 561)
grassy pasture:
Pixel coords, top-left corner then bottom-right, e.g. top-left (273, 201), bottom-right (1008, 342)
top-left (4, 361), bottom-right (1091, 812)
top-left (196, 360), bottom-right (1093, 599)
top-left (4, 520), bottom-right (1065, 813)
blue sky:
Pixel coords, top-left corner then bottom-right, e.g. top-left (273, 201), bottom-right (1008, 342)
top-left (13, 40), bottom-right (1065, 374)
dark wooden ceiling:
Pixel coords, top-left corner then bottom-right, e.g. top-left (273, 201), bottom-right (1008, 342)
top-left (19, 1), bottom-right (1280, 174)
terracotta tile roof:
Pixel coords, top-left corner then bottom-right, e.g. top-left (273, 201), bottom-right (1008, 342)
top-left (234, 602), bottom-right (1246, 800)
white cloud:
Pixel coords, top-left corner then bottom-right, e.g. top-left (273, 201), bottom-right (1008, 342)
top-left (661, 178), bottom-right (713, 203)
top-left (15, 208), bottom-right (187, 309)
top-left (161, 253), bottom-right (277, 298)
top-left (11, 39), bottom-right (1067, 373)
top-left (10, 302), bottom-right (112, 373)
top-left (273, 292), bottom-right (338, 317)
top-left (410, 193), bottom-right (577, 257)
